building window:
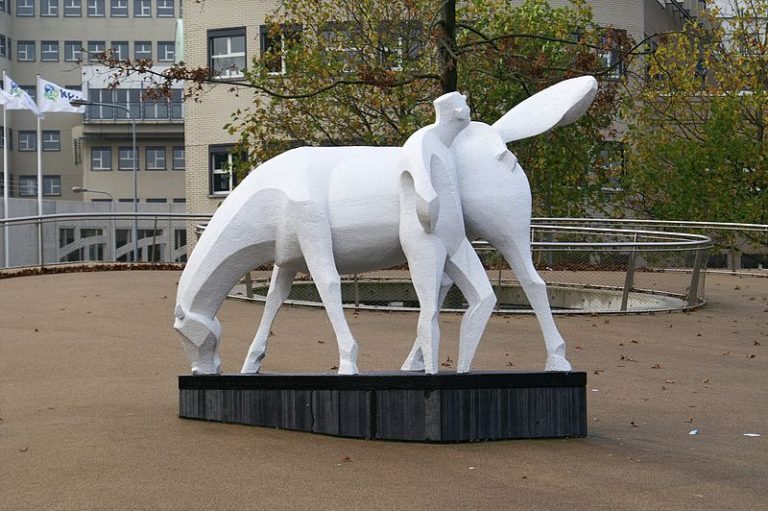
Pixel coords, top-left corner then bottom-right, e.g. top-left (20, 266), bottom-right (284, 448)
top-left (91, 147), bottom-right (112, 170)
top-left (209, 28), bottom-right (246, 79)
top-left (110, 0), bottom-right (127, 16)
top-left (133, 0), bottom-right (149, 17)
top-left (87, 0), bottom-right (104, 16)
top-left (146, 147), bottom-right (166, 170)
top-left (43, 176), bottom-right (61, 196)
top-left (42, 131), bottom-right (61, 151)
top-left (41, 0), bottom-right (58, 16)
top-left (143, 97), bottom-right (168, 119)
top-left (146, 197), bottom-right (167, 203)
top-left (155, 0), bottom-right (171, 17)
top-left (134, 41), bottom-right (151, 61)
top-left (113, 89), bottom-right (141, 119)
top-left (598, 29), bottom-right (627, 81)
top-left (114, 88), bottom-right (141, 119)
top-left (170, 89), bottom-right (183, 119)
top-left (0, 36), bottom-right (6, 58)
top-left (17, 41), bottom-right (35, 62)
top-left (63, 0), bottom-right (81, 16)
top-left (157, 41), bottom-right (174, 62)
top-left (41, 41), bottom-right (59, 62)
top-left (118, 146), bottom-right (136, 170)
top-left (260, 24), bottom-right (301, 75)
top-left (19, 176), bottom-right (36, 197)
top-left (0, 0), bottom-right (6, 12)
top-left (64, 41), bottom-right (82, 61)
top-left (87, 41), bottom-right (105, 62)
top-left (111, 41), bottom-right (128, 61)
top-left (172, 198), bottom-right (185, 204)
top-left (16, 0), bottom-right (34, 16)
top-left (172, 146), bottom-right (185, 170)
top-left (19, 131), bottom-right (36, 151)
top-left (210, 145), bottom-right (241, 194)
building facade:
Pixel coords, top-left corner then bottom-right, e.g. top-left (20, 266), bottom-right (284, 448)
top-left (183, 0), bottom-right (706, 217)
top-left (1, 0), bottom-right (184, 205)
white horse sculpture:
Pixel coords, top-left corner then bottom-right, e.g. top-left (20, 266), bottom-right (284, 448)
top-left (174, 76), bottom-right (598, 376)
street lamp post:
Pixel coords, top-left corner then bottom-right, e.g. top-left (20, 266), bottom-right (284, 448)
top-left (71, 186), bottom-right (117, 261)
top-left (70, 99), bottom-right (139, 263)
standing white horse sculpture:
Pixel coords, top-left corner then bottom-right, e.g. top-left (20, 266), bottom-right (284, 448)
top-left (175, 76), bottom-right (597, 376)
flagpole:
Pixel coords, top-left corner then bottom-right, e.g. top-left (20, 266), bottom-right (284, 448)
top-left (2, 69), bottom-right (8, 267)
top-left (36, 75), bottom-right (43, 217)
top-left (36, 75), bottom-right (43, 266)
top-left (2, 102), bottom-right (8, 268)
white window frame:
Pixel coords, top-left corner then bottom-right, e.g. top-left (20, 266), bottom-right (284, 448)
top-left (43, 176), bottom-right (61, 196)
top-left (118, 146), bottom-right (136, 170)
top-left (16, 0), bottom-right (35, 16)
top-left (63, 0), bottom-right (81, 16)
top-left (17, 41), bottom-right (35, 62)
top-left (172, 146), bottom-right (185, 170)
top-left (91, 147), bottom-right (112, 171)
top-left (87, 40), bottom-right (106, 62)
top-left (64, 40), bottom-right (82, 61)
top-left (110, 0), bottom-right (127, 16)
top-left (210, 146), bottom-right (239, 195)
top-left (87, 0), bottom-right (104, 16)
top-left (209, 29), bottom-right (246, 79)
top-left (133, 0), bottom-right (149, 17)
top-left (145, 146), bottom-right (166, 170)
top-left (111, 41), bottom-right (128, 60)
top-left (19, 176), bottom-right (37, 197)
top-left (19, 131), bottom-right (36, 151)
top-left (157, 41), bottom-right (174, 62)
top-left (155, 0), bottom-right (172, 17)
top-left (41, 0), bottom-right (59, 16)
top-left (41, 41), bottom-right (59, 62)
top-left (42, 130), bottom-right (61, 151)
top-left (134, 40), bottom-right (151, 61)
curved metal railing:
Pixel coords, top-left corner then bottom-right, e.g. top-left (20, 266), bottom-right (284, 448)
top-left (0, 211), bottom-right (737, 313)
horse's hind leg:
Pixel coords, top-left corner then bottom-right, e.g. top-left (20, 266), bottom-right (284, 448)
top-left (499, 233), bottom-right (571, 371)
top-left (445, 239), bottom-right (496, 373)
top-left (241, 265), bottom-right (297, 373)
top-left (401, 272), bottom-right (453, 371)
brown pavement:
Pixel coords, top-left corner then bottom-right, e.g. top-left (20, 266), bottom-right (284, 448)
top-left (1, 269), bottom-right (767, 510)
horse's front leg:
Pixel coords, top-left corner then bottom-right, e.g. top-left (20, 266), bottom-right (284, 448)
top-left (241, 265), bottom-right (297, 373)
top-left (298, 225), bottom-right (359, 375)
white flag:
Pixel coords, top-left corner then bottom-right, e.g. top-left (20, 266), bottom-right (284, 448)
top-left (4, 74), bottom-right (43, 118)
top-left (38, 77), bottom-right (85, 114)
top-left (0, 88), bottom-right (23, 109)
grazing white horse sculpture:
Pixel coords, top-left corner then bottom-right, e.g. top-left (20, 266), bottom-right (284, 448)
top-left (175, 76), bottom-right (598, 376)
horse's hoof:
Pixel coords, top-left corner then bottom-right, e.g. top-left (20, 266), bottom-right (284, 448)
top-left (240, 362), bottom-right (261, 374)
top-left (545, 354), bottom-right (572, 372)
top-left (400, 360), bottom-right (425, 372)
top-left (191, 363), bottom-right (221, 375)
top-left (337, 361), bottom-right (358, 375)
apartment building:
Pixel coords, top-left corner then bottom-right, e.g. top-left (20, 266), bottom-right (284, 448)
top-left (183, 0), bottom-right (705, 217)
top-left (1, 0), bottom-right (184, 205)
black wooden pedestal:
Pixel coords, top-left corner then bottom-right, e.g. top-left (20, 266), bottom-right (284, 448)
top-left (179, 371), bottom-right (586, 442)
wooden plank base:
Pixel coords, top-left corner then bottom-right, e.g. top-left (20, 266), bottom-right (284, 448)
top-left (179, 371), bottom-right (587, 442)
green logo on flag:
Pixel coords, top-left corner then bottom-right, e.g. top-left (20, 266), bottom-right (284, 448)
top-left (44, 84), bottom-right (59, 101)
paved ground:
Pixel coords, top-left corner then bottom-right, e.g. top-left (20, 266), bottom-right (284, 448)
top-left (1, 270), bottom-right (766, 510)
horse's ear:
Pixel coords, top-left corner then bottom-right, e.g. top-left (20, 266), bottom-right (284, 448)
top-left (491, 76), bottom-right (598, 143)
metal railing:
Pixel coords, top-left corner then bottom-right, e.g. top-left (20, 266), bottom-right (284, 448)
top-left (12, 210), bottom-right (768, 313)
top-left (0, 211), bottom-right (209, 267)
